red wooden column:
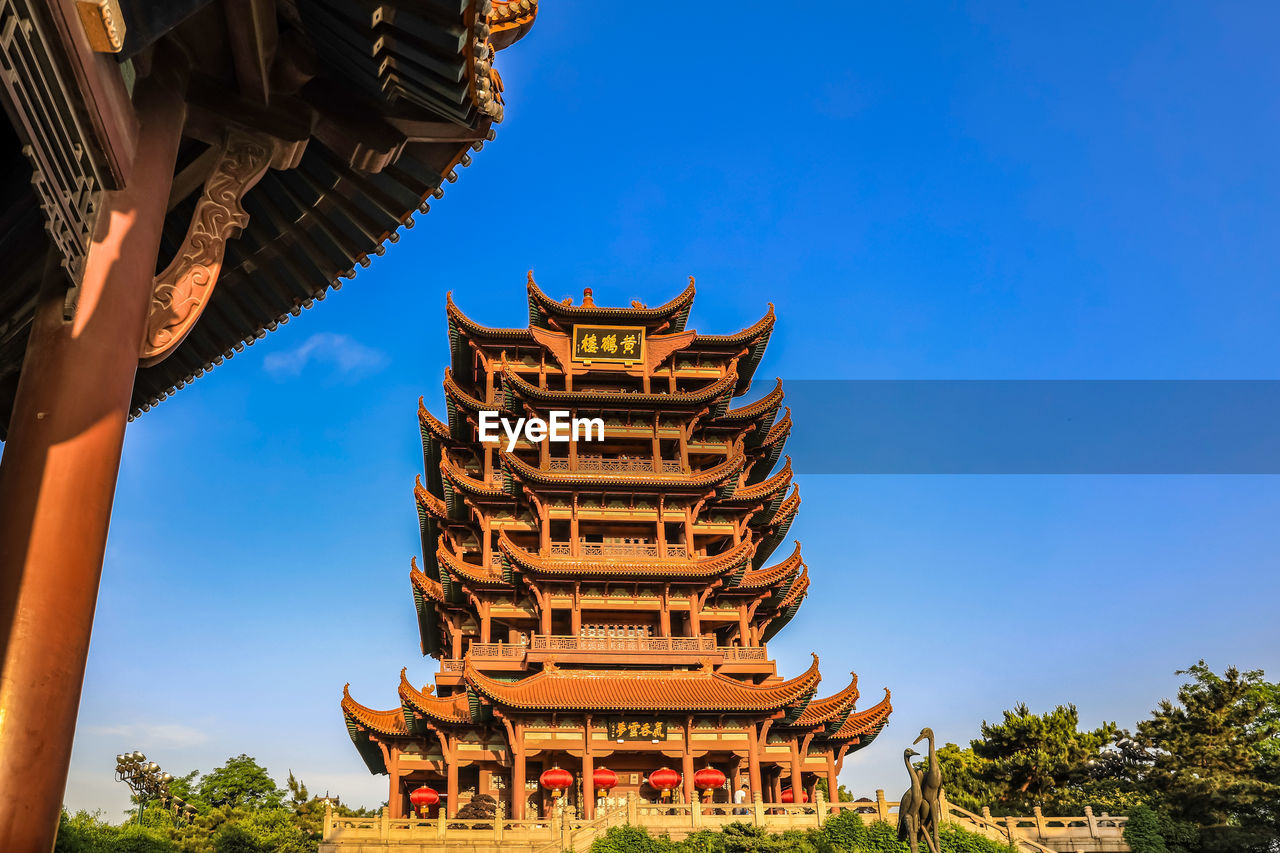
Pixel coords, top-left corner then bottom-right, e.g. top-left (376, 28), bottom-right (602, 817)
top-left (388, 748), bottom-right (404, 818)
top-left (789, 738), bottom-right (804, 804)
top-left (580, 715), bottom-right (595, 818)
top-left (0, 71), bottom-right (185, 851)
top-left (746, 724), bottom-right (763, 801)
top-left (511, 725), bottom-right (527, 819)
top-left (825, 754), bottom-right (840, 805)
top-left (681, 716), bottom-right (695, 803)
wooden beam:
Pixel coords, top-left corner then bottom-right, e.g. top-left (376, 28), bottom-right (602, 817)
top-left (223, 0), bottom-right (277, 104)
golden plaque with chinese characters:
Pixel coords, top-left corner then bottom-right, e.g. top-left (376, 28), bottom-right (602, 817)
top-left (572, 324), bottom-right (645, 365)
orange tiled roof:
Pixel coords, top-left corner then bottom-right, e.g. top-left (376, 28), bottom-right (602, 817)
top-left (499, 448), bottom-right (745, 491)
top-left (419, 398), bottom-right (450, 441)
top-left (399, 668), bottom-right (474, 724)
top-left (528, 273), bottom-right (696, 325)
top-left (737, 542), bottom-right (803, 590)
top-left (759, 408), bottom-right (792, 447)
top-left (447, 292), bottom-right (535, 341)
top-left (441, 456), bottom-right (508, 497)
top-left (415, 476), bottom-right (448, 520)
top-left (342, 684), bottom-right (408, 736)
top-left (693, 305), bottom-right (775, 347)
top-left (776, 564), bottom-right (810, 610)
top-left (792, 673), bottom-right (860, 727)
top-left (499, 533), bottom-right (754, 579)
top-left (720, 457), bottom-right (792, 504)
top-left (410, 558), bottom-right (446, 603)
top-left (767, 487), bottom-right (801, 527)
top-left (500, 365), bottom-right (736, 409)
top-left (828, 689), bottom-right (893, 740)
top-left (444, 369), bottom-right (494, 413)
top-left (717, 378), bottom-right (783, 423)
top-left (437, 538), bottom-right (508, 586)
top-left (465, 654), bottom-right (822, 712)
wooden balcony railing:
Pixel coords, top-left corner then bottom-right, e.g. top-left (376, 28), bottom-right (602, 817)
top-left (530, 634), bottom-right (718, 653)
top-left (546, 457), bottom-right (684, 474)
top-left (548, 541), bottom-right (689, 558)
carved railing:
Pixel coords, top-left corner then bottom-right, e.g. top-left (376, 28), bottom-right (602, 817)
top-left (529, 634), bottom-right (719, 654)
top-left (465, 643), bottom-right (526, 659)
top-left (858, 791), bottom-right (1128, 853)
top-left (321, 792), bottom-right (1128, 852)
top-left (722, 646), bottom-right (768, 661)
top-left (549, 541), bottom-right (689, 558)
top-left (546, 457), bottom-right (683, 474)
top-left (439, 659), bottom-right (465, 671)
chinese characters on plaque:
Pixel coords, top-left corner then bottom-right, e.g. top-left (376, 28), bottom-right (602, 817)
top-left (572, 325), bottom-right (645, 364)
top-left (608, 719), bottom-right (667, 740)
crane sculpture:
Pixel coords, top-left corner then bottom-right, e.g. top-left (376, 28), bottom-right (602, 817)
top-left (914, 727), bottom-right (943, 853)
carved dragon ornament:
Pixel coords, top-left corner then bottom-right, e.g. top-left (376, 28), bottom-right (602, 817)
top-left (139, 129), bottom-right (273, 367)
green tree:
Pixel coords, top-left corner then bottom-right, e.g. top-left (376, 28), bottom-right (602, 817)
top-left (1135, 661), bottom-right (1280, 852)
top-left (198, 755), bottom-right (284, 810)
top-left (968, 703), bottom-right (1117, 812)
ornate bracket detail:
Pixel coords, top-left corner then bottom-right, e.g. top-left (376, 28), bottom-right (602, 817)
top-left (139, 130), bottom-right (272, 367)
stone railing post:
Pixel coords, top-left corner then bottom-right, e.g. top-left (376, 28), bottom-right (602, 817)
top-left (560, 805), bottom-right (574, 850)
top-left (691, 793), bottom-right (701, 829)
top-left (1034, 805), bottom-right (1046, 839)
top-left (436, 812), bottom-right (447, 839)
top-left (982, 806), bottom-right (993, 822)
top-left (627, 792), bottom-right (638, 825)
top-left (379, 806), bottom-right (389, 840)
top-left (1085, 806), bottom-right (1098, 837)
top-left (815, 790), bottom-right (828, 825)
top-left (938, 789), bottom-right (951, 825)
top-left (495, 801), bottom-right (505, 841)
top-left (323, 800), bottom-right (332, 839)
top-left (753, 792), bottom-right (764, 826)
top-left (1004, 815), bottom-right (1018, 840)
top-left (875, 789), bottom-right (889, 822)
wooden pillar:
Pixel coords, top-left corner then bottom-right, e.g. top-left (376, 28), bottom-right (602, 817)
top-left (771, 771), bottom-right (782, 805)
top-left (789, 739), bottom-right (804, 804)
top-left (659, 585), bottom-right (671, 637)
top-left (682, 716), bottom-right (695, 803)
top-left (688, 592), bottom-right (701, 637)
top-left (389, 748), bottom-right (403, 818)
top-left (737, 605), bottom-right (750, 646)
top-left (825, 753), bottom-right (840, 804)
top-left (746, 724), bottom-right (763, 800)
top-left (480, 601), bottom-right (492, 644)
top-left (512, 729), bottom-right (527, 820)
top-left (571, 584), bottom-right (581, 636)
top-left (447, 751), bottom-right (460, 818)
top-left (0, 69), bottom-right (186, 851)
top-left (583, 722), bottom-right (596, 819)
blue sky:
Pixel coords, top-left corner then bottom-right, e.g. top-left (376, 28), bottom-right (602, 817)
top-left (49, 1), bottom-right (1280, 815)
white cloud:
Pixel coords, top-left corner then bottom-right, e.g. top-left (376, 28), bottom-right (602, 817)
top-left (84, 722), bottom-right (210, 748)
top-left (262, 332), bottom-right (387, 379)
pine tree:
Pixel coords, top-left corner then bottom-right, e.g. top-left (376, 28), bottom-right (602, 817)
top-left (1136, 662), bottom-right (1280, 852)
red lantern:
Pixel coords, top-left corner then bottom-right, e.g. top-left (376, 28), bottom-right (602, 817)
top-left (780, 787), bottom-right (807, 803)
top-left (593, 766), bottom-right (618, 794)
top-left (648, 767), bottom-right (681, 793)
top-left (540, 766), bottom-right (574, 795)
top-left (694, 767), bottom-right (726, 791)
top-left (409, 785), bottom-right (439, 815)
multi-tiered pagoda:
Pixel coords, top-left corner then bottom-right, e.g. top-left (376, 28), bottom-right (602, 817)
top-left (341, 277), bottom-right (892, 819)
